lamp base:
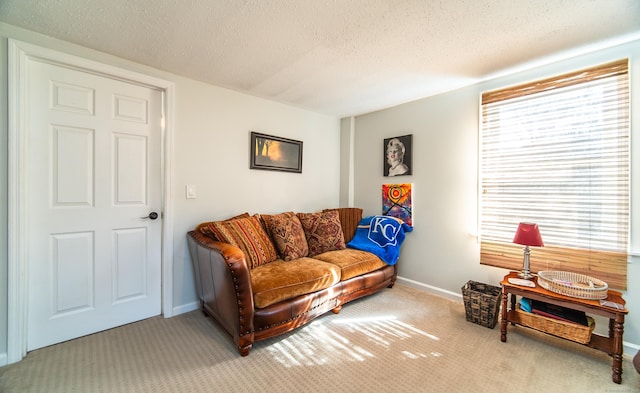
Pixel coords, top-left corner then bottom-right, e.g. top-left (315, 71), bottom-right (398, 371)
top-left (518, 271), bottom-right (535, 280)
top-left (518, 245), bottom-right (535, 280)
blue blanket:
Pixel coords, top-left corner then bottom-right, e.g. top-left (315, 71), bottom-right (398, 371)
top-left (346, 215), bottom-right (413, 265)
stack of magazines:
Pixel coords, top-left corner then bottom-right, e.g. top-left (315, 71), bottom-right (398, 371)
top-left (520, 298), bottom-right (589, 326)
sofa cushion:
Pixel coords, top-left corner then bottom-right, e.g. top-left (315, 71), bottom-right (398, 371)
top-left (297, 210), bottom-right (346, 256)
top-left (200, 215), bottom-right (278, 269)
top-left (195, 212), bottom-right (250, 235)
top-left (268, 212), bottom-right (309, 260)
top-left (250, 258), bottom-right (341, 308)
top-left (313, 248), bottom-right (387, 281)
top-left (323, 207), bottom-right (363, 243)
top-left (257, 213), bottom-right (274, 238)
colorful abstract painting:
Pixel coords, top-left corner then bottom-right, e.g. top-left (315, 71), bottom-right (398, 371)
top-left (382, 183), bottom-right (413, 226)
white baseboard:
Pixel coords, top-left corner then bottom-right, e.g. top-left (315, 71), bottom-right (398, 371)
top-left (0, 352), bottom-right (7, 367)
top-left (396, 275), bottom-right (462, 302)
top-left (624, 342), bottom-right (639, 360)
top-left (170, 301), bottom-right (199, 317)
top-left (395, 275), bottom-right (640, 357)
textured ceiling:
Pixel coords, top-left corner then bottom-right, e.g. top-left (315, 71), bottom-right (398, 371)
top-left (1, 0), bottom-right (639, 117)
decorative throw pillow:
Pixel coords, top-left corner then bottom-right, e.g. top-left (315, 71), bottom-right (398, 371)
top-left (323, 207), bottom-right (363, 243)
top-left (268, 212), bottom-right (309, 260)
top-left (298, 210), bottom-right (346, 257)
top-left (196, 212), bottom-right (250, 240)
top-left (199, 215), bottom-right (277, 269)
top-left (257, 214), bottom-right (274, 238)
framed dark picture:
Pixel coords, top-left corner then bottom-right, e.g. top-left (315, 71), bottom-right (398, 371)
top-left (250, 132), bottom-right (303, 173)
top-left (384, 134), bottom-right (412, 176)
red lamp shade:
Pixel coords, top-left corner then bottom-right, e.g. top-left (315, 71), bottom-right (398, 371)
top-left (513, 223), bottom-right (544, 247)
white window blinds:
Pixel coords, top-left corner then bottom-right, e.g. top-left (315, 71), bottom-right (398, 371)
top-left (480, 59), bottom-right (629, 289)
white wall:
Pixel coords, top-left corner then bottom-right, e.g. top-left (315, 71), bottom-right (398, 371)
top-left (350, 39), bottom-right (640, 352)
top-left (0, 23), bottom-right (341, 363)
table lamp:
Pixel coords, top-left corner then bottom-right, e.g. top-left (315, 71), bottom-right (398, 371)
top-left (513, 222), bottom-right (544, 279)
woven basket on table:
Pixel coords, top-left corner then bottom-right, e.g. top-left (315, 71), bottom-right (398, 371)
top-left (511, 306), bottom-right (595, 344)
top-left (537, 271), bottom-right (608, 300)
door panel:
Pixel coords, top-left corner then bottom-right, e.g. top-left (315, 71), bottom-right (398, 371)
top-left (114, 133), bottom-right (147, 204)
top-left (52, 125), bottom-right (94, 206)
top-left (113, 227), bottom-right (148, 302)
top-left (27, 59), bottom-right (162, 351)
top-left (51, 231), bottom-right (94, 315)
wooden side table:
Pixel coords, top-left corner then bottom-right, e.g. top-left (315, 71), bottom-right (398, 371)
top-left (500, 272), bottom-right (629, 384)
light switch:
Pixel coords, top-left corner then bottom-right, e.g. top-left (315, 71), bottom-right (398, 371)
top-left (186, 184), bottom-right (197, 199)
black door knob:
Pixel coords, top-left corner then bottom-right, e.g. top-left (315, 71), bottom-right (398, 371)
top-left (141, 212), bottom-right (159, 220)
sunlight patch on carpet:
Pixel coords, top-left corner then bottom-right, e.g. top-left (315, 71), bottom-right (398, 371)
top-left (335, 316), bottom-right (440, 341)
top-left (267, 316), bottom-right (441, 367)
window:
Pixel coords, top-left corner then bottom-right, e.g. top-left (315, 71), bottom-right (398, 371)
top-left (480, 59), bottom-right (629, 289)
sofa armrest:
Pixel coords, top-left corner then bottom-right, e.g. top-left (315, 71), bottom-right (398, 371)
top-left (187, 230), bottom-right (255, 355)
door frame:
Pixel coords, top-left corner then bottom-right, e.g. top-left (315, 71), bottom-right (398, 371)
top-left (7, 39), bottom-right (175, 364)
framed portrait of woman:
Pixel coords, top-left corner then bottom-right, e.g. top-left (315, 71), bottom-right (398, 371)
top-left (383, 134), bottom-right (412, 177)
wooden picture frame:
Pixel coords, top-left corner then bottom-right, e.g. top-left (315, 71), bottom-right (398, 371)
top-left (250, 132), bottom-right (303, 173)
top-left (383, 134), bottom-right (412, 177)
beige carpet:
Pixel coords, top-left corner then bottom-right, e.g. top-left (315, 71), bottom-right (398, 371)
top-left (1, 284), bottom-right (638, 393)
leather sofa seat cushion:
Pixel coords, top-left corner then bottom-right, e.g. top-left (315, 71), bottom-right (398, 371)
top-left (251, 258), bottom-right (341, 308)
top-left (313, 249), bottom-right (387, 281)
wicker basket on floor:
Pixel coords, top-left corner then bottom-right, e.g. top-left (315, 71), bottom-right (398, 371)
top-left (462, 281), bottom-right (502, 329)
top-left (510, 306), bottom-right (595, 344)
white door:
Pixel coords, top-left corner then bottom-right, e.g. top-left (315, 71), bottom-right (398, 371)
top-left (26, 59), bottom-right (163, 350)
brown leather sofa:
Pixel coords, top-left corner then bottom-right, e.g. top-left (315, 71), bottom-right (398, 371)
top-left (186, 208), bottom-right (399, 356)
